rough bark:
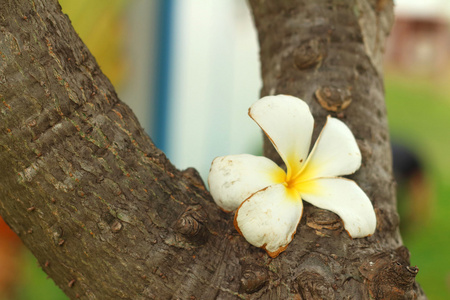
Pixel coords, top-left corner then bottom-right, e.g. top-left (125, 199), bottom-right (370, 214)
top-left (0, 0), bottom-right (426, 299)
top-left (249, 0), bottom-right (426, 299)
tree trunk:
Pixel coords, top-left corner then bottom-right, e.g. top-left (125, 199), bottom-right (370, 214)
top-left (0, 0), bottom-right (426, 299)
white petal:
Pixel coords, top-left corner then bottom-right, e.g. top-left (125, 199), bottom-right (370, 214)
top-left (249, 95), bottom-right (314, 180)
top-left (234, 184), bottom-right (303, 257)
top-left (299, 178), bottom-right (376, 238)
top-left (208, 154), bottom-right (285, 212)
top-left (299, 116), bottom-right (361, 180)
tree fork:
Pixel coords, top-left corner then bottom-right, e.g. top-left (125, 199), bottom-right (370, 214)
top-left (0, 0), bottom-right (426, 299)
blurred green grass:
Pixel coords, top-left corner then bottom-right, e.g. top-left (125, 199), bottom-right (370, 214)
top-left (14, 251), bottom-right (67, 300)
top-left (385, 72), bottom-right (450, 300)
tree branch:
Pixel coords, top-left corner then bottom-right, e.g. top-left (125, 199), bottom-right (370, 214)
top-left (0, 0), bottom-right (230, 298)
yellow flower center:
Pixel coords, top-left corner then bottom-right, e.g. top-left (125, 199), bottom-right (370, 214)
top-left (283, 158), bottom-right (319, 197)
top-left (269, 154), bottom-right (320, 200)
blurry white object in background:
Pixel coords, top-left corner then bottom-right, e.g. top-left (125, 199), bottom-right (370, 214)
top-left (167, 0), bottom-right (262, 179)
top-left (395, 0), bottom-right (450, 19)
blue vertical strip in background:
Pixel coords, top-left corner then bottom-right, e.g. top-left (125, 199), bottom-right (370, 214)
top-left (152, 0), bottom-right (174, 153)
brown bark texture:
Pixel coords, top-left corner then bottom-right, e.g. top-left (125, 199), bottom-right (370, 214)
top-left (0, 0), bottom-right (426, 299)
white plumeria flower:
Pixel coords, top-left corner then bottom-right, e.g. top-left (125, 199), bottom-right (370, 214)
top-left (208, 95), bottom-right (376, 258)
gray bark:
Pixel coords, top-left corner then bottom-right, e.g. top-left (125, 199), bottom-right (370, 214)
top-left (0, 0), bottom-right (426, 299)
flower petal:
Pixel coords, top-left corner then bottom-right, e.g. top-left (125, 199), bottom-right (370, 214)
top-left (299, 178), bottom-right (376, 238)
top-left (208, 154), bottom-right (285, 212)
top-left (234, 184), bottom-right (303, 257)
top-left (249, 95), bottom-right (314, 180)
top-left (299, 116), bottom-right (361, 180)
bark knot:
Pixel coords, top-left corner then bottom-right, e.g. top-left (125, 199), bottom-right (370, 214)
top-left (359, 247), bottom-right (419, 299)
top-left (110, 220), bottom-right (123, 233)
top-left (306, 210), bottom-right (342, 236)
top-left (175, 205), bottom-right (208, 243)
top-left (315, 86), bottom-right (352, 112)
top-left (293, 39), bottom-right (327, 70)
top-left (239, 264), bottom-right (268, 294)
top-left (181, 167), bottom-right (206, 190)
top-left (296, 271), bottom-right (335, 300)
